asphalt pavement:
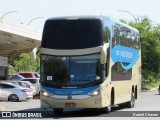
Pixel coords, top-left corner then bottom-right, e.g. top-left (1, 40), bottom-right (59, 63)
top-left (0, 89), bottom-right (160, 119)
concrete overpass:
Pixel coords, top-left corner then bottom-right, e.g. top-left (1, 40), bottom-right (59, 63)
top-left (0, 17), bottom-right (42, 56)
top-left (0, 18), bottom-right (42, 80)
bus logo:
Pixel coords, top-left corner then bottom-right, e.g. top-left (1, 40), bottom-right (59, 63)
top-left (111, 45), bottom-right (140, 70)
top-left (67, 95), bottom-right (72, 100)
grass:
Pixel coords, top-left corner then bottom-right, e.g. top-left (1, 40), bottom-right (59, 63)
top-left (142, 80), bottom-right (160, 90)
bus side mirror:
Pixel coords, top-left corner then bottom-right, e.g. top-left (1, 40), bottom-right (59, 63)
top-left (31, 46), bottom-right (40, 65)
top-left (101, 43), bottom-right (109, 64)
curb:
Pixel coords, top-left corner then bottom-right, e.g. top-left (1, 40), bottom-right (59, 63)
top-left (141, 87), bottom-right (158, 92)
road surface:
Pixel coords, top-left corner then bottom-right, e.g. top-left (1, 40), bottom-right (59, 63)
top-left (0, 89), bottom-right (160, 119)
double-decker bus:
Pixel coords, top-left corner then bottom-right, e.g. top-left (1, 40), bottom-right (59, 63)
top-left (34, 16), bottom-right (141, 115)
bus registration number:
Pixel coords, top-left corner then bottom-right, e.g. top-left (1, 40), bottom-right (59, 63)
top-left (65, 103), bottom-right (76, 107)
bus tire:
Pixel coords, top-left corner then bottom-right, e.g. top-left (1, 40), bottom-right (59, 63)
top-left (101, 90), bottom-right (114, 113)
top-left (53, 108), bottom-right (63, 115)
top-left (125, 91), bottom-right (135, 108)
top-left (101, 106), bottom-right (111, 113)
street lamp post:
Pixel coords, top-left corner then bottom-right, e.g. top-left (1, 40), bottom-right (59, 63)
top-left (1, 11), bottom-right (18, 25)
top-left (117, 10), bottom-right (138, 23)
top-left (28, 17), bottom-right (44, 26)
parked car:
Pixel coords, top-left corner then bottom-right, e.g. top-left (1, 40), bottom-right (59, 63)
top-left (11, 81), bottom-right (37, 96)
top-left (19, 72), bottom-right (40, 78)
top-left (0, 82), bottom-right (33, 102)
top-left (21, 78), bottom-right (40, 95)
top-left (158, 85), bottom-right (160, 95)
top-left (0, 85), bottom-right (12, 101)
top-left (8, 74), bottom-right (25, 81)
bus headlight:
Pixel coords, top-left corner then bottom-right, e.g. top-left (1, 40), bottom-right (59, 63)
top-left (41, 90), bottom-right (52, 97)
top-left (87, 89), bottom-right (100, 96)
top-left (42, 91), bottom-right (49, 96)
top-left (92, 91), bottom-right (99, 95)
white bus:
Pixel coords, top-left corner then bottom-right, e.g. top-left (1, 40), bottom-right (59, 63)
top-left (33, 16), bottom-right (141, 115)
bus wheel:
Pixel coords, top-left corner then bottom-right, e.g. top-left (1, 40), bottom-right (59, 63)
top-left (53, 108), bottom-right (63, 115)
top-left (101, 95), bottom-right (112, 113)
top-left (126, 91), bottom-right (135, 108)
top-left (101, 106), bottom-right (111, 113)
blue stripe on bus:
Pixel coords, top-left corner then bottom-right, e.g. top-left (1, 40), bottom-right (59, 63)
top-left (42, 85), bottom-right (99, 95)
top-left (111, 45), bottom-right (140, 70)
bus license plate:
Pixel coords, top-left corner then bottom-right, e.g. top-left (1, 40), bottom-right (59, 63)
top-left (65, 103), bottom-right (76, 107)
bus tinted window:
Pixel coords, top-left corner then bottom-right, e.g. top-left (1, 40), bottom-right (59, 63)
top-left (42, 19), bottom-right (103, 49)
top-left (111, 62), bottom-right (132, 81)
top-left (112, 23), bottom-right (140, 49)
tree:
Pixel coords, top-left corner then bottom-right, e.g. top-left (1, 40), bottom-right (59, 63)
top-left (13, 52), bottom-right (40, 73)
top-left (129, 17), bottom-right (160, 81)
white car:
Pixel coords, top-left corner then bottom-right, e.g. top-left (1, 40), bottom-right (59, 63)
top-left (21, 78), bottom-right (40, 95)
top-left (0, 82), bottom-right (33, 102)
top-left (11, 81), bottom-right (37, 96)
top-left (8, 74), bottom-right (25, 81)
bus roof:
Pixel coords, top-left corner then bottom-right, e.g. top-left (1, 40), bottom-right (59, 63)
top-left (47, 15), bottom-right (106, 21)
top-left (46, 15), bottom-right (139, 33)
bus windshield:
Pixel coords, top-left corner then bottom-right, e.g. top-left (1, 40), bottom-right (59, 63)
top-left (41, 53), bottom-right (102, 88)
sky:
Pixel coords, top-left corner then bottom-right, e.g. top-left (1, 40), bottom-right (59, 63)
top-left (0, 0), bottom-right (160, 31)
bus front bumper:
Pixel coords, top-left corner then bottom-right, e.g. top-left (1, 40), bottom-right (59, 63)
top-left (40, 94), bottom-right (109, 109)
